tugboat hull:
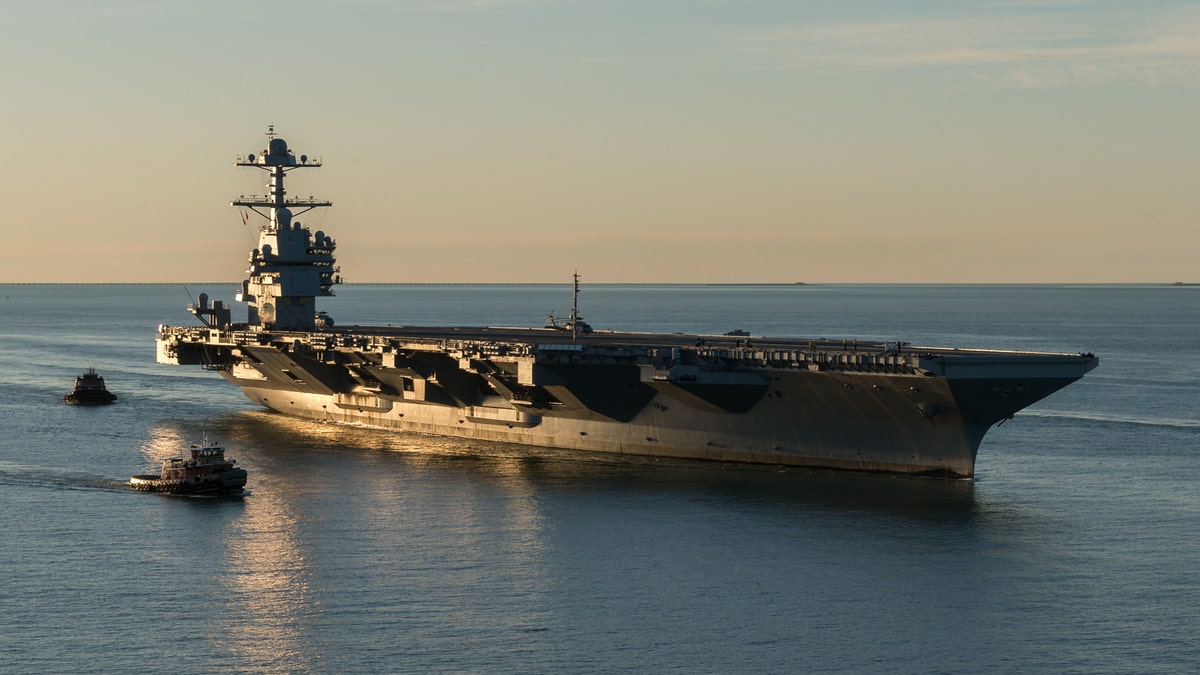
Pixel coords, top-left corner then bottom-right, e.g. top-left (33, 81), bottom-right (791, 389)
top-left (129, 468), bottom-right (248, 496)
top-left (64, 392), bottom-right (118, 405)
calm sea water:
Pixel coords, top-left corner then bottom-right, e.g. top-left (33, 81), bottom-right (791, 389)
top-left (1, 283), bottom-right (1197, 674)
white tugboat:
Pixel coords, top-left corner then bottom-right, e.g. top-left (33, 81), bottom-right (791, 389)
top-left (155, 128), bottom-right (1099, 479)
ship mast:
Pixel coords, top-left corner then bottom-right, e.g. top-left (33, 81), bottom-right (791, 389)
top-left (571, 272), bottom-right (581, 343)
top-left (231, 126), bottom-right (341, 330)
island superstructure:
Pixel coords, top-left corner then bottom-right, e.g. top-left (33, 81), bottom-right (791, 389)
top-left (156, 129), bottom-right (1098, 478)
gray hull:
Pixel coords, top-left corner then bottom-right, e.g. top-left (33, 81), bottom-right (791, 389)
top-left (236, 384), bottom-right (987, 476)
top-left (159, 325), bottom-right (1097, 478)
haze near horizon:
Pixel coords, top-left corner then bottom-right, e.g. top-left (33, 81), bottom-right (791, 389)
top-left (3, 1), bottom-right (1196, 284)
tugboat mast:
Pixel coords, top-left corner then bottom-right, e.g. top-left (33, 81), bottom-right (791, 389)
top-left (231, 126), bottom-right (340, 330)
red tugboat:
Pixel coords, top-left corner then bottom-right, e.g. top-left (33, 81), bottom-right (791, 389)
top-left (130, 440), bottom-right (248, 496)
top-left (63, 367), bottom-right (118, 405)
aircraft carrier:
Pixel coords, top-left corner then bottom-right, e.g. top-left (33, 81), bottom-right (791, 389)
top-left (156, 129), bottom-right (1099, 478)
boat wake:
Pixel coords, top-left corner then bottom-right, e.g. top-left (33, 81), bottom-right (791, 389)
top-left (1021, 409), bottom-right (1200, 430)
top-left (0, 462), bottom-right (130, 493)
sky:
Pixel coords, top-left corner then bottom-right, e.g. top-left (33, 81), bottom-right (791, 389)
top-left (2, 0), bottom-right (1197, 283)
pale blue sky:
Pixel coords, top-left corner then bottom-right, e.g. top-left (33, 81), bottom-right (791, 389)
top-left (3, 1), bottom-right (1197, 282)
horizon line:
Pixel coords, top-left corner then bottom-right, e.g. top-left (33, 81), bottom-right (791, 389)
top-left (1, 281), bottom-right (1195, 287)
